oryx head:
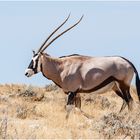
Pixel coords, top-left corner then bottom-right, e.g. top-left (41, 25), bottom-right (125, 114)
top-left (25, 51), bottom-right (42, 77)
top-left (25, 14), bottom-right (83, 77)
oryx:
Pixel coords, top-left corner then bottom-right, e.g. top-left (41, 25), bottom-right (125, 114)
top-left (25, 14), bottom-right (140, 117)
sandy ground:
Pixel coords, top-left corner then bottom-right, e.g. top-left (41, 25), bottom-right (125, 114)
top-left (0, 84), bottom-right (140, 139)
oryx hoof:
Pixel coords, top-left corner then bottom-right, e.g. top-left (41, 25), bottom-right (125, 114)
top-left (65, 105), bottom-right (74, 120)
top-left (66, 105), bottom-right (74, 112)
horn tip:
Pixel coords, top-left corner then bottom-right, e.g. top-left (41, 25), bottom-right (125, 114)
top-left (67, 13), bottom-right (71, 19)
top-left (81, 14), bottom-right (84, 19)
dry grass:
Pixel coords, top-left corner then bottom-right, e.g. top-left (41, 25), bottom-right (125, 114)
top-left (0, 84), bottom-right (140, 139)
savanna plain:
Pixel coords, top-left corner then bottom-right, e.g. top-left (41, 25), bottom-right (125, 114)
top-left (0, 83), bottom-right (140, 139)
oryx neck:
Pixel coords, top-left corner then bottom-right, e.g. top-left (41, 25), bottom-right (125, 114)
top-left (40, 54), bottom-right (62, 87)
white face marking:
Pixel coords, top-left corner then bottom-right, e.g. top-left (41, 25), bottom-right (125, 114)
top-left (25, 53), bottom-right (41, 77)
top-left (32, 54), bottom-right (41, 72)
top-left (37, 58), bottom-right (41, 72)
top-left (25, 68), bottom-right (34, 77)
top-left (32, 55), bottom-right (39, 69)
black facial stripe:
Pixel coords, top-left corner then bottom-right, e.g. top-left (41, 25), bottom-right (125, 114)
top-left (28, 57), bottom-right (39, 74)
top-left (33, 58), bottom-right (39, 73)
top-left (28, 60), bottom-right (34, 69)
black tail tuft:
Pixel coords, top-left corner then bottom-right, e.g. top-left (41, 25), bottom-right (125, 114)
top-left (136, 72), bottom-right (140, 102)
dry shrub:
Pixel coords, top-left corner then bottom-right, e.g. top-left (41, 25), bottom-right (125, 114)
top-left (15, 101), bottom-right (38, 119)
top-left (45, 84), bottom-right (61, 92)
top-left (0, 84), bottom-right (140, 139)
top-left (84, 95), bottom-right (111, 110)
top-left (96, 112), bottom-right (140, 139)
top-left (18, 86), bottom-right (36, 97)
top-left (18, 86), bottom-right (44, 101)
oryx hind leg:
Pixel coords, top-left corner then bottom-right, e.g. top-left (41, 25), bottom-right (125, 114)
top-left (118, 81), bottom-right (133, 111)
top-left (113, 82), bottom-right (127, 112)
top-left (75, 93), bottom-right (81, 109)
top-left (66, 92), bottom-right (94, 119)
top-left (119, 100), bottom-right (127, 113)
top-left (122, 69), bottom-right (134, 111)
top-left (75, 93), bottom-right (94, 119)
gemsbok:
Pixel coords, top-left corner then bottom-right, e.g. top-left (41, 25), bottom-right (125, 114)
top-left (25, 14), bottom-right (140, 118)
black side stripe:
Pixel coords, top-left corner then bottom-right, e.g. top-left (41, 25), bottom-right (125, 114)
top-left (28, 58), bottom-right (39, 74)
top-left (34, 58), bottom-right (39, 74)
top-left (78, 76), bottom-right (118, 93)
top-left (59, 54), bottom-right (80, 58)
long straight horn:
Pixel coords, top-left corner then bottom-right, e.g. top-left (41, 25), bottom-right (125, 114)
top-left (41, 15), bottom-right (84, 53)
top-left (37, 14), bottom-right (71, 53)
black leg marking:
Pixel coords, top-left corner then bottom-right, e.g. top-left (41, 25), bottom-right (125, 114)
top-left (115, 90), bottom-right (124, 100)
top-left (119, 83), bottom-right (133, 111)
top-left (120, 86), bottom-right (132, 103)
top-left (67, 92), bottom-right (76, 105)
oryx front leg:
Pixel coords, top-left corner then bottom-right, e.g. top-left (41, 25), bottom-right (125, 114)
top-left (75, 93), bottom-right (81, 109)
top-left (66, 92), bottom-right (76, 119)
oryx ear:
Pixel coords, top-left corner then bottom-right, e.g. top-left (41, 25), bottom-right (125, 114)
top-left (32, 50), bottom-right (35, 55)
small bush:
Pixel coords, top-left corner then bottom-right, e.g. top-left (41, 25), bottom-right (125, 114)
top-left (16, 105), bottom-right (27, 119)
top-left (85, 95), bottom-right (110, 110)
top-left (18, 86), bottom-right (36, 97)
top-left (98, 113), bottom-right (139, 139)
top-left (45, 84), bottom-right (60, 92)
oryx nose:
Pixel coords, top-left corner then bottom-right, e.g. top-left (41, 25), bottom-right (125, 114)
top-left (25, 72), bottom-right (28, 76)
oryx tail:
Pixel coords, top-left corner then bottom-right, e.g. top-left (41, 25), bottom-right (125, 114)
top-left (121, 57), bottom-right (140, 101)
top-left (136, 70), bottom-right (140, 101)
top-left (134, 67), bottom-right (140, 102)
